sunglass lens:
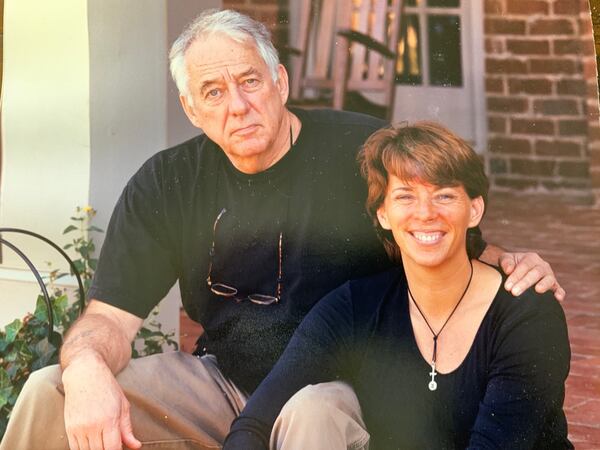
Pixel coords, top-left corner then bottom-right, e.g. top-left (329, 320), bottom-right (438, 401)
top-left (248, 294), bottom-right (278, 305)
top-left (211, 283), bottom-right (237, 297)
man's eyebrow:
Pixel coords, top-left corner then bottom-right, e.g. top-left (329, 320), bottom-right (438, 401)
top-left (236, 67), bottom-right (261, 79)
top-left (199, 78), bottom-right (223, 94)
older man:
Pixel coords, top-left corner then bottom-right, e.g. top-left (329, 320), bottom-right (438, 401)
top-left (1, 9), bottom-right (564, 450)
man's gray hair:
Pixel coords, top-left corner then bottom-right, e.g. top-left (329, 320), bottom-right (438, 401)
top-left (169, 9), bottom-right (280, 101)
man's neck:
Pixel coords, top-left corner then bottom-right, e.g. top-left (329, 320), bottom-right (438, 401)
top-left (230, 110), bottom-right (301, 174)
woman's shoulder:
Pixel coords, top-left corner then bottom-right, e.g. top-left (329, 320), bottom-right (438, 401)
top-left (486, 275), bottom-right (568, 351)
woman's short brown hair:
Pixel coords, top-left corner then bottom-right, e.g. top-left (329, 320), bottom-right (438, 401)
top-left (357, 121), bottom-right (489, 263)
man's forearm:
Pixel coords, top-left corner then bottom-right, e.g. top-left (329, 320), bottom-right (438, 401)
top-left (478, 243), bottom-right (504, 266)
top-left (60, 300), bottom-right (142, 375)
top-left (60, 313), bottom-right (133, 374)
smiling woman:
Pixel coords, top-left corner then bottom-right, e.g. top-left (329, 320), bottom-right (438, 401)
top-left (224, 122), bottom-right (572, 450)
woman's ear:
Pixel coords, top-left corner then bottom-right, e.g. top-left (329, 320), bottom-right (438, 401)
top-left (377, 206), bottom-right (392, 230)
top-left (468, 196), bottom-right (485, 228)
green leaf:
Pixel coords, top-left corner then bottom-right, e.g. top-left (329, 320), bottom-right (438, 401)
top-left (87, 226), bottom-right (104, 233)
top-left (0, 368), bottom-right (11, 410)
top-left (70, 217), bottom-right (84, 221)
top-left (62, 225), bottom-right (78, 234)
top-left (33, 296), bottom-right (49, 322)
top-left (63, 243), bottom-right (73, 250)
top-left (31, 339), bottom-right (57, 370)
top-left (4, 320), bottom-right (22, 344)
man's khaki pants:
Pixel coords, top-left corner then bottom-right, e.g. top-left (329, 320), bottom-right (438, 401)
top-left (0, 352), bottom-right (369, 450)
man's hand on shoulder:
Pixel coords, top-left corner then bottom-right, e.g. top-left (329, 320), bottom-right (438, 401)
top-left (499, 251), bottom-right (566, 302)
top-left (62, 352), bottom-right (142, 450)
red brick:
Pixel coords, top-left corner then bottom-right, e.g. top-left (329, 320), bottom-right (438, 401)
top-left (557, 79), bottom-right (587, 96)
top-left (506, 39), bottom-right (550, 55)
top-left (511, 158), bottom-right (556, 176)
top-left (506, 0), bottom-right (549, 15)
top-left (485, 18), bottom-right (527, 35)
top-left (583, 59), bottom-right (598, 78)
top-left (541, 179), bottom-right (591, 190)
top-left (582, 39), bottom-right (596, 56)
top-left (553, 0), bottom-right (583, 15)
top-left (508, 78), bottom-right (552, 95)
top-left (488, 97), bottom-right (529, 113)
top-left (559, 119), bottom-right (588, 136)
top-left (487, 58), bottom-right (529, 74)
top-left (589, 124), bottom-right (600, 141)
top-left (530, 19), bottom-right (575, 35)
top-left (558, 161), bottom-right (590, 178)
top-left (554, 39), bottom-right (583, 55)
top-left (489, 137), bottom-right (532, 154)
top-left (533, 99), bottom-right (580, 116)
top-left (490, 157), bottom-right (508, 174)
top-left (529, 58), bottom-right (579, 74)
top-left (485, 38), bottom-right (504, 54)
top-left (484, 0), bottom-right (503, 14)
top-left (486, 77), bottom-right (504, 93)
top-left (586, 80), bottom-right (600, 98)
top-left (488, 116), bottom-right (507, 133)
top-left (578, 17), bottom-right (594, 35)
top-left (535, 140), bottom-right (582, 157)
top-left (493, 176), bottom-right (539, 189)
top-left (511, 118), bottom-right (555, 135)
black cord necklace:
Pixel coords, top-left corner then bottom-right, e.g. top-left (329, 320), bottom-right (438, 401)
top-left (407, 259), bottom-right (474, 392)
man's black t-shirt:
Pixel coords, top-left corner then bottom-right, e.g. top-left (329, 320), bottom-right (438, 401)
top-left (88, 109), bottom-right (393, 392)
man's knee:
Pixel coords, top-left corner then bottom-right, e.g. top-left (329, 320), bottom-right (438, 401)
top-left (18, 363), bottom-right (64, 403)
top-left (278, 382), bottom-right (361, 424)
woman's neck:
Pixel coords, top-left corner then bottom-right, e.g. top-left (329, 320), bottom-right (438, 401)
top-left (402, 254), bottom-right (474, 319)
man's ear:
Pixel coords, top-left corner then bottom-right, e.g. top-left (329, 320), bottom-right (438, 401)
top-left (179, 95), bottom-right (203, 129)
top-left (377, 206), bottom-right (392, 231)
top-left (468, 196), bottom-right (485, 228)
top-left (275, 64), bottom-right (290, 104)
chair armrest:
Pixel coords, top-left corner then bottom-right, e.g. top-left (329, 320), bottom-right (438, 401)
top-left (336, 29), bottom-right (396, 59)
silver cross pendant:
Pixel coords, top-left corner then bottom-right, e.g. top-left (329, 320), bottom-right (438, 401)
top-left (428, 362), bottom-right (438, 391)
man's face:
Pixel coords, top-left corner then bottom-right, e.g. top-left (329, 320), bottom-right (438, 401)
top-left (180, 34), bottom-right (290, 174)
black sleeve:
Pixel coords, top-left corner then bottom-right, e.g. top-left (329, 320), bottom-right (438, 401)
top-left (223, 283), bottom-right (356, 450)
top-left (467, 292), bottom-right (570, 449)
top-left (87, 155), bottom-right (180, 318)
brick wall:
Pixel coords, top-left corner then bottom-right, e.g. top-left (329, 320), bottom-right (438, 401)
top-left (485, 0), bottom-right (599, 203)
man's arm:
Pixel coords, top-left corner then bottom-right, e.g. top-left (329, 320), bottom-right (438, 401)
top-left (60, 300), bottom-right (144, 450)
top-left (479, 244), bottom-right (566, 301)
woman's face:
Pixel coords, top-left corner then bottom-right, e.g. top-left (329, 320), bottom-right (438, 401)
top-left (376, 174), bottom-right (484, 269)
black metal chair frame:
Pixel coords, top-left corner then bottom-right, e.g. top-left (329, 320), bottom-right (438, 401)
top-left (0, 228), bottom-right (85, 339)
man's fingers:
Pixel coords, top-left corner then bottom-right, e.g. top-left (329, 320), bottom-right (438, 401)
top-left (76, 435), bottom-right (92, 450)
top-left (120, 404), bottom-right (142, 449)
top-left (102, 427), bottom-right (124, 450)
top-left (87, 430), bottom-right (104, 450)
top-left (499, 253), bottom-right (516, 277)
top-left (534, 277), bottom-right (567, 302)
top-left (66, 432), bottom-right (79, 450)
top-left (506, 264), bottom-right (547, 296)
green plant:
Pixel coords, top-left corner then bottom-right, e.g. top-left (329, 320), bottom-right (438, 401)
top-left (0, 207), bottom-right (178, 439)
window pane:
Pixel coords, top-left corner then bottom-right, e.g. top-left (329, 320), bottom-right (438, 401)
top-left (428, 15), bottom-right (463, 86)
top-left (406, 0), bottom-right (419, 6)
top-left (427, 0), bottom-right (460, 7)
top-left (396, 14), bottom-right (422, 85)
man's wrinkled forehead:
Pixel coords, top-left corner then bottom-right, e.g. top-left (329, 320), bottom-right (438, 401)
top-left (185, 34), bottom-right (266, 82)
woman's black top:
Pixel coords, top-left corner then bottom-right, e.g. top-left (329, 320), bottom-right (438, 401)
top-left (225, 267), bottom-right (572, 449)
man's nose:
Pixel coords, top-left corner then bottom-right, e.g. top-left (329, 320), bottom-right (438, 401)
top-left (228, 85), bottom-right (250, 115)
